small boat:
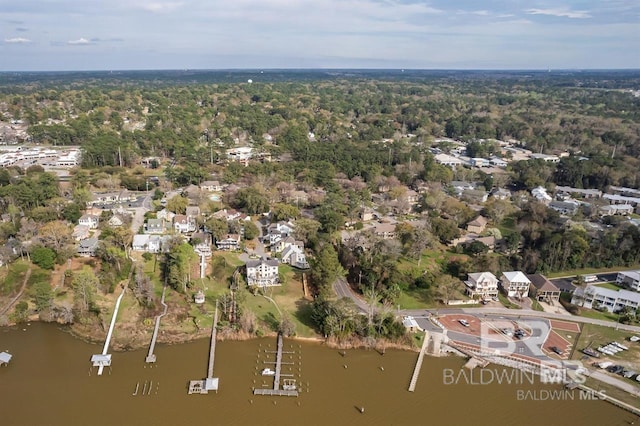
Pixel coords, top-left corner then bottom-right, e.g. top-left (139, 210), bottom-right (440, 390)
top-left (582, 348), bottom-right (600, 358)
top-left (261, 368), bottom-right (276, 376)
top-left (611, 342), bottom-right (629, 350)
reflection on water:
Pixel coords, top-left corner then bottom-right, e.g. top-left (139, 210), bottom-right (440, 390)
top-left (0, 323), bottom-right (631, 426)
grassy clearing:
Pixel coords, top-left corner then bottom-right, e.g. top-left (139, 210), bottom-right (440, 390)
top-left (498, 292), bottom-right (521, 309)
top-left (583, 378), bottom-right (640, 408)
top-left (251, 267), bottom-right (316, 338)
top-left (0, 260), bottom-right (30, 295)
top-left (579, 309), bottom-right (621, 323)
top-left (396, 291), bottom-right (431, 310)
top-left (574, 324), bottom-right (640, 364)
top-left (531, 298), bottom-right (544, 311)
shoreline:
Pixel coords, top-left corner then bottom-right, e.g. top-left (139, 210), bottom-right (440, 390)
top-left (24, 317), bottom-right (420, 353)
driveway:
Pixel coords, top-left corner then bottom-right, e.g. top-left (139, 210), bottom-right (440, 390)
top-left (130, 194), bottom-right (151, 233)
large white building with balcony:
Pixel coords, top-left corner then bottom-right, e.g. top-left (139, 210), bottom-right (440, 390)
top-left (464, 272), bottom-right (499, 299)
top-left (246, 258), bottom-right (280, 287)
top-left (571, 285), bottom-right (640, 313)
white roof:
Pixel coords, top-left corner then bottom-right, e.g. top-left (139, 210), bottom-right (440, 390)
top-left (0, 352), bottom-right (12, 363)
top-left (434, 153), bottom-right (463, 164)
top-left (468, 272), bottom-right (498, 283)
top-left (618, 270), bottom-right (640, 281)
top-left (585, 286), bottom-right (640, 304)
top-left (402, 316), bottom-right (420, 328)
top-left (502, 271), bottom-right (531, 283)
top-left (132, 234), bottom-right (150, 245)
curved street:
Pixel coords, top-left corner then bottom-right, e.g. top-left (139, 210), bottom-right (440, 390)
top-left (333, 276), bottom-right (640, 333)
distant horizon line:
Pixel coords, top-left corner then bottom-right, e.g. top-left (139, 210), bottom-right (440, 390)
top-left (1, 67), bottom-right (639, 73)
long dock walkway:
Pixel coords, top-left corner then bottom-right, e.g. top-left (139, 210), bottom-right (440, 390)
top-left (408, 331), bottom-right (430, 392)
top-left (188, 305), bottom-right (219, 394)
top-left (145, 286), bottom-right (168, 363)
top-left (273, 333), bottom-right (284, 390)
top-left (207, 304), bottom-right (219, 380)
top-left (254, 333), bottom-right (298, 397)
top-left (91, 286), bottom-right (126, 375)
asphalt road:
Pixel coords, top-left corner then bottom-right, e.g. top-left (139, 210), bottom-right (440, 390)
top-left (550, 272), bottom-right (621, 293)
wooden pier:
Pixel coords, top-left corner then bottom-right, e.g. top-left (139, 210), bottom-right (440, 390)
top-left (188, 305), bottom-right (219, 394)
top-left (145, 286), bottom-right (168, 363)
top-left (91, 286), bottom-right (126, 375)
top-left (253, 333), bottom-right (299, 397)
top-left (408, 331), bottom-right (430, 392)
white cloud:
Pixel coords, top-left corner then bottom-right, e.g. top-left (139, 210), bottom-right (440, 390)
top-left (526, 8), bottom-right (592, 19)
top-left (142, 2), bottom-right (184, 12)
top-left (4, 37), bottom-right (31, 43)
top-left (471, 10), bottom-right (490, 16)
top-left (68, 37), bottom-right (91, 45)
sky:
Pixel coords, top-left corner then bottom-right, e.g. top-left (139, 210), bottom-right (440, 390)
top-left (0, 0), bottom-right (638, 71)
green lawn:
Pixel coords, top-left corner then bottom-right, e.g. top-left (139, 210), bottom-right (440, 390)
top-left (396, 291), bottom-right (431, 310)
top-left (531, 298), bottom-right (544, 311)
top-left (578, 309), bottom-right (621, 323)
top-left (498, 292), bottom-right (521, 309)
top-left (0, 260), bottom-right (30, 295)
top-left (582, 378), bottom-right (640, 409)
top-left (594, 282), bottom-right (624, 291)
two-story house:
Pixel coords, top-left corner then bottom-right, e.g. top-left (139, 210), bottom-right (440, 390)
top-left (373, 222), bottom-right (396, 240)
top-left (145, 218), bottom-right (168, 234)
top-left (464, 272), bottom-right (499, 299)
top-left (466, 216), bottom-right (488, 234)
top-left (77, 237), bottom-right (99, 257)
top-left (216, 234), bottom-right (241, 251)
top-left (280, 245), bottom-right (309, 269)
top-left (173, 215), bottom-right (196, 234)
top-left (272, 236), bottom-right (305, 254)
top-left (246, 258), bottom-right (280, 287)
top-left (500, 271), bottom-right (531, 299)
top-left (528, 274), bottom-right (561, 303)
top-left (72, 225), bottom-right (90, 241)
top-left (78, 214), bottom-right (100, 229)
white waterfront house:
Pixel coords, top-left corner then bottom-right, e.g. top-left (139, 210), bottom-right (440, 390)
top-left (464, 272), bottom-right (499, 299)
top-left (246, 258), bottom-right (280, 287)
top-left (500, 271), bottom-right (531, 299)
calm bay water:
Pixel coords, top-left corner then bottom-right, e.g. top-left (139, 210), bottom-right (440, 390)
top-left (0, 323), bottom-right (632, 426)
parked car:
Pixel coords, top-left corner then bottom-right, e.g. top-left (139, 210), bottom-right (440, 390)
top-left (607, 365), bottom-right (624, 374)
top-left (550, 346), bottom-right (563, 355)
